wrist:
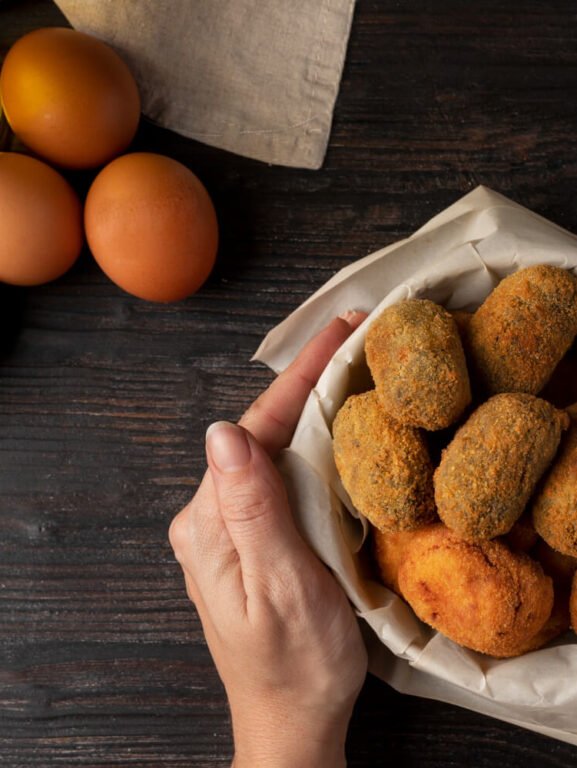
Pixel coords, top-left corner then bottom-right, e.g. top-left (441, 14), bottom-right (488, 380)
top-left (230, 702), bottom-right (351, 768)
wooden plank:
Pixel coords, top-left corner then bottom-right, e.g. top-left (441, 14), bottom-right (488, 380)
top-left (2, 0), bottom-right (577, 765)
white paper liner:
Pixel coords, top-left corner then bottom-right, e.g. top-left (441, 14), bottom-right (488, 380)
top-left (256, 186), bottom-right (577, 745)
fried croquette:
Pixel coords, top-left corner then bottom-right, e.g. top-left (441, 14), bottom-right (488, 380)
top-left (365, 299), bottom-right (471, 431)
top-left (397, 524), bottom-right (554, 658)
top-left (511, 588), bottom-right (570, 655)
top-left (435, 393), bottom-right (569, 541)
top-left (540, 349), bottom-right (577, 408)
top-left (468, 265), bottom-right (577, 395)
top-left (571, 571), bottom-right (577, 632)
top-left (373, 527), bottom-right (424, 595)
top-left (449, 309), bottom-right (472, 340)
top-left (332, 390), bottom-right (436, 532)
top-left (532, 405), bottom-right (577, 557)
top-left (534, 539), bottom-right (577, 587)
top-left (504, 512), bottom-right (539, 553)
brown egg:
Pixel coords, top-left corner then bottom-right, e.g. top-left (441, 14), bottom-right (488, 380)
top-left (0, 152), bottom-right (83, 286)
top-left (0, 27), bottom-right (140, 169)
top-left (84, 153), bottom-right (218, 302)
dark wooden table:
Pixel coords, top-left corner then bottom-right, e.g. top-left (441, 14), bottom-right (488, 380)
top-left (2, 1), bottom-right (577, 765)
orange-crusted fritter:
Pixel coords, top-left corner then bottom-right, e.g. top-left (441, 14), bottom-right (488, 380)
top-left (534, 539), bottom-right (577, 587)
top-left (373, 527), bottom-right (425, 595)
top-left (540, 350), bottom-right (577, 409)
top-left (397, 524), bottom-right (554, 658)
top-left (532, 405), bottom-right (577, 557)
top-left (504, 512), bottom-right (539, 553)
top-left (468, 265), bottom-right (577, 395)
top-left (570, 571), bottom-right (577, 632)
top-left (450, 309), bottom-right (472, 340)
top-left (365, 299), bottom-right (471, 431)
top-left (332, 391), bottom-right (436, 533)
top-left (435, 393), bottom-right (568, 541)
top-left (512, 588), bottom-right (570, 655)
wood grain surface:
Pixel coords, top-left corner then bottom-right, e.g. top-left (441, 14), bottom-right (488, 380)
top-left (2, 0), bottom-right (577, 765)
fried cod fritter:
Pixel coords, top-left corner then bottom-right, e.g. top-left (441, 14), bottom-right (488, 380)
top-left (512, 588), bottom-right (570, 655)
top-left (570, 571), bottom-right (577, 632)
top-left (434, 393), bottom-right (569, 541)
top-left (468, 265), bottom-right (577, 395)
top-left (540, 349), bottom-right (577, 409)
top-left (373, 527), bottom-right (424, 595)
top-left (534, 539), bottom-right (577, 587)
top-left (504, 512), bottom-right (539, 554)
top-left (532, 405), bottom-right (577, 557)
top-left (332, 391), bottom-right (436, 533)
top-left (365, 299), bottom-right (471, 431)
top-left (397, 524), bottom-right (554, 658)
top-left (449, 309), bottom-right (472, 340)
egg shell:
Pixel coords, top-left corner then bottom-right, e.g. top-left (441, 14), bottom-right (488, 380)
top-left (84, 152), bottom-right (219, 302)
top-left (0, 152), bottom-right (83, 286)
top-left (0, 27), bottom-right (140, 169)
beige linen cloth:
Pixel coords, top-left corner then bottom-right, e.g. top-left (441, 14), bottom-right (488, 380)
top-left (54, 0), bottom-right (356, 169)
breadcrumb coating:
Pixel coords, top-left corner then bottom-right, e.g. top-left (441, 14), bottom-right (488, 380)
top-left (365, 299), bottom-right (471, 431)
top-left (332, 391), bottom-right (436, 533)
top-left (532, 405), bottom-right (577, 557)
top-left (397, 524), bottom-right (554, 658)
top-left (571, 572), bottom-right (577, 632)
top-left (373, 527), bottom-right (427, 595)
top-left (513, 588), bottom-right (570, 655)
top-left (468, 265), bottom-right (577, 395)
top-left (504, 512), bottom-right (539, 554)
top-left (534, 539), bottom-right (577, 587)
top-left (540, 350), bottom-right (577, 409)
top-left (435, 393), bottom-right (569, 541)
top-left (449, 309), bottom-right (472, 340)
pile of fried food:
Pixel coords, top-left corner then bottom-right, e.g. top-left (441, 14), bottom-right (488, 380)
top-left (333, 264), bottom-right (577, 658)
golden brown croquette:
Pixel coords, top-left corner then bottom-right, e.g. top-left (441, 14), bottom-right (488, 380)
top-left (532, 405), bottom-right (577, 557)
top-left (332, 390), bottom-right (436, 533)
top-left (365, 299), bottom-right (471, 431)
top-left (468, 265), bottom-right (577, 395)
top-left (434, 394), bottom-right (569, 541)
top-left (397, 524), bottom-right (554, 658)
top-left (373, 527), bottom-right (428, 595)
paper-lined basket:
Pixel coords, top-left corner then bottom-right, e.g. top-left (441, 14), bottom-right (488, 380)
top-left (255, 186), bottom-right (577, 745)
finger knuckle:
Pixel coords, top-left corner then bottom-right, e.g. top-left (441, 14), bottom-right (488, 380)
top-left (168, 507), bottom-right (192, 561)
top-left (223, 492), bottom-right (270, 525)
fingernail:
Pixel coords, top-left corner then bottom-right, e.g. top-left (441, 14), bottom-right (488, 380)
top-left (339, 309), bottom-right (363, 328)
top-left (206, 421), bottom-right (251, 473)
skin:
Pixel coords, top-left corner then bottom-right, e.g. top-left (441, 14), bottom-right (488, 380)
top-left (365, 298), bottom-right (471, 431)
top-left (333, 390), bottom-right (436, 533)
top-left (435, 393), bottom-right (569, 541)
top-left (397, 524), bottom-right (554, 658)
top-left (468, 265), bottom-right (577, 395)
top-left (169, 312), bottom-right (369, 768)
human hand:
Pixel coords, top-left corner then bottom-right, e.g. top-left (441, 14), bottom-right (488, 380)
top-left (169, 312), bottom-right (368, 768)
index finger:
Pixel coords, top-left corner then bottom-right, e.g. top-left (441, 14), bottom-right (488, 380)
top-left (239, 310), bottom-right (367, 458)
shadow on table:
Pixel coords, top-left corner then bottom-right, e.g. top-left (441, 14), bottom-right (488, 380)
top-left (0, 283), bottom-right (26, 359)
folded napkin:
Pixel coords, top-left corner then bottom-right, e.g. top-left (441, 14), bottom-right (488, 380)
top-left (54, 0), bottom-right (356, 169)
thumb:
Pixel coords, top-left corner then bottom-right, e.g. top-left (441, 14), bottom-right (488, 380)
top-left (205, 421), bottom-right (306, 573)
